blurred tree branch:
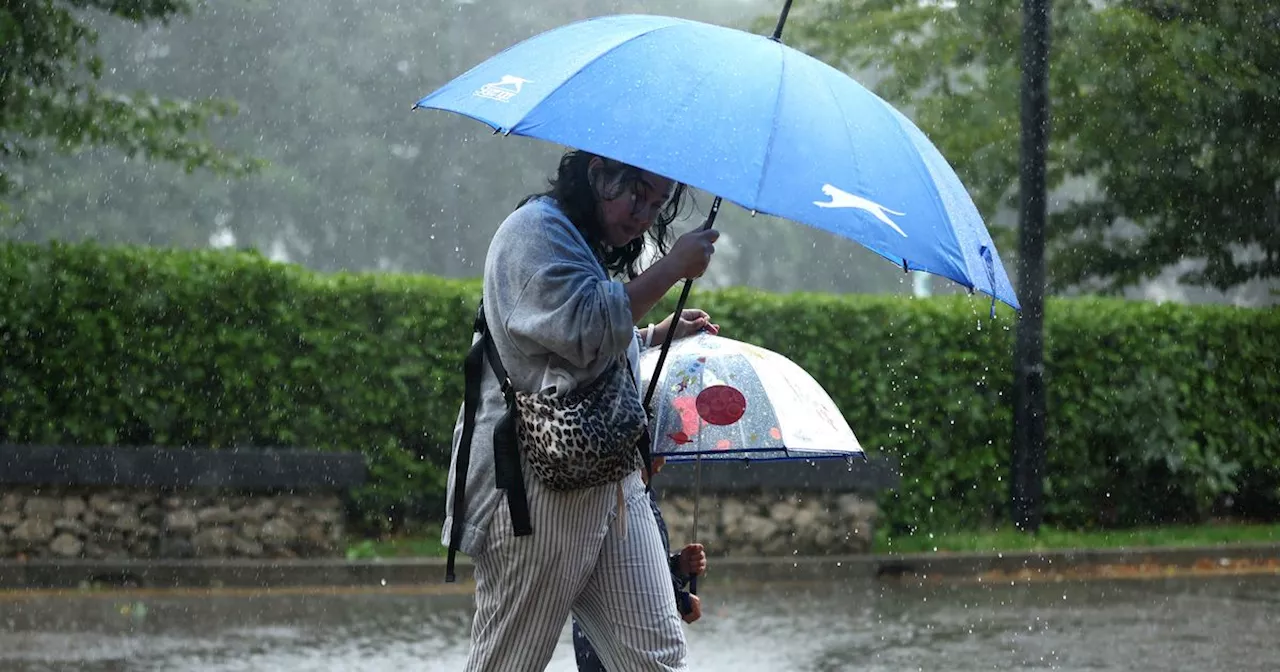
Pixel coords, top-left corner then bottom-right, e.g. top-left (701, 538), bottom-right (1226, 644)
top-left (784, 0), bottom-right (1280, 293)
top-left (0, 0), bottom-right (258, 209)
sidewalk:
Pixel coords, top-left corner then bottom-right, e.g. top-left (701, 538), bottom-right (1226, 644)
top-left (2, 543), bottom-right (1277, 591)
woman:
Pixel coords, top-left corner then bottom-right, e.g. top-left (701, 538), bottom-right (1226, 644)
top-left (443, 149), bottom-right (719, 671)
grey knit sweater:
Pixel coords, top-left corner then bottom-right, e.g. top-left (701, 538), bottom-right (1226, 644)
top-left (441, 196), bottom-right (642, 556)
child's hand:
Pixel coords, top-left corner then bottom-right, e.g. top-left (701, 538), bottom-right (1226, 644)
top-left (681, 594), bottom-right (702, 624)
top-left (678, 543), bottom-right (706, 576)
top-left (657, 309), bottom-right (720, 342)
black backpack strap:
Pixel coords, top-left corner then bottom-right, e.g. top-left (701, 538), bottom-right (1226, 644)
top-left (444, 302), bottom-right (534, 583)
top-left (482, 329), bottom-right (532, 538)
top-left (445, 305), bottom-right (487, 583)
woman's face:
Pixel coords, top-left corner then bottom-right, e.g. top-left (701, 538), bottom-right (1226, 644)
top-left (594, 161), bottom-right (675, 248)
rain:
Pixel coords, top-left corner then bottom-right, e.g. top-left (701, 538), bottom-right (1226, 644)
top-left (1, 0), bottom-right (1278, 671)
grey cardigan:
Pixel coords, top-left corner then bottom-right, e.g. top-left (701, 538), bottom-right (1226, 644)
top-left (441, 197), bottom-right (642, 556)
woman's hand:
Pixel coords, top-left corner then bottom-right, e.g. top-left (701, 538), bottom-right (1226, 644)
top-left (650, 309), bottom-right (719, 346)
top-left (624, 227), bottom-right (718, 322)
top-left (668, 228), bottom-right (719, 280)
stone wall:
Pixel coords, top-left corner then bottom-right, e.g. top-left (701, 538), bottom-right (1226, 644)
top-left (657, 491), bottom-right (879, 556)
top-left (0, 486), bottom-right (346, 560)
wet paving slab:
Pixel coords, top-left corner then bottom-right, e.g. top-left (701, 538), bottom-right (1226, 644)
top-left (2, 574), bottom-right (1278, 671)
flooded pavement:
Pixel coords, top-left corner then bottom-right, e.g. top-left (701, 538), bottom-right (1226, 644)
top-left (2, 575), bottom-right (1277, 671)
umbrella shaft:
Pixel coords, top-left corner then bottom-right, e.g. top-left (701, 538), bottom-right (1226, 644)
top-left (690, 452), bottom-right (702, 596)
top-left (641, 197), bottom-right (722, 410)
top-left (771, 0), bottom-right (795, 41)
top-left (691, 454), bottom-right (702, 541)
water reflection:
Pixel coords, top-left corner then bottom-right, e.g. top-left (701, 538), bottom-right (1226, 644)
top-left (1, 576), bottom-right (1276, 671)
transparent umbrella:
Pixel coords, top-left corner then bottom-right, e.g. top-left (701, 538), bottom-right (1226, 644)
top-left (639, 332), bottom-right (863, 591)
top-left (639, 332), bottom-right (863, 463)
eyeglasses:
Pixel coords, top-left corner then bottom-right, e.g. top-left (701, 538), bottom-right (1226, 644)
top-left (628, 180), bottom-right (671, 222)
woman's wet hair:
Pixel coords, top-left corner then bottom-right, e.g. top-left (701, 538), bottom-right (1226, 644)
top-left (520, 149), bottom-right (689, 278)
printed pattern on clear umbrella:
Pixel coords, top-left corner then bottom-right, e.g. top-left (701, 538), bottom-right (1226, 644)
top-left (413, 13), bottom-right (1019, 312)
top-left (638, 332), bottom-right (863, 462)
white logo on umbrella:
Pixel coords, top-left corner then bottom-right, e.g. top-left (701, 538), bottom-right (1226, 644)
top-left (814, 183), bottom-right (908, 238)
top-left (473, 75), bottom-right (531, 103)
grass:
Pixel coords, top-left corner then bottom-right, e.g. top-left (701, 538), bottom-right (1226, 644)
top-left (876, 522), bottom-right (1280, 555)
top-left (346, 531), bottom-right (448, 560)
top-left (345, 522), bottom-right (1280, 559)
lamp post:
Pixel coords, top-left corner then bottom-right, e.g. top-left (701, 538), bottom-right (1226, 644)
top-left (1011, 0), bottom-right (1051, 532)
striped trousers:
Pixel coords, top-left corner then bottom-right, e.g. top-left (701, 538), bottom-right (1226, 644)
top-left (465, 469), bottom-right (687, 672)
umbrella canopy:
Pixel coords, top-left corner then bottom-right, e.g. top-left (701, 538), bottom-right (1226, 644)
top-left (413, 13), bottom-right (1019, 311)
top-left (638, 332), bottom-right (863, 463)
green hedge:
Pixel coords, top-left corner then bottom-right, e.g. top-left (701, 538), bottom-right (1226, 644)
top-left (675, 289), bottom-right (1280, 533)
top-left (3, 241), bottom-right (1278, 534)
top-left (0, 241), bottom-right (477, 530)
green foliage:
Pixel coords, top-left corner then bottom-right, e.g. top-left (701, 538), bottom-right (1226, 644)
top-left (878, 522), bottom-right (1280, 554)
top-left (648, 287), bottom-right (1279, 533)
top-left (785, 0), bottom-right (1280, 292)
top-left (0, 0), bottom-right (255, 204)
top-left (0, 240), bottom-right (478, 531)
top-left (345, 531), bottom-right (447, 560)
top-left (3, 241), bottom-right (1278, 534)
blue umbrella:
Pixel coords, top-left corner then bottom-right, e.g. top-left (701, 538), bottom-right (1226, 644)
top-left (412, 9), bottom-right (1020, 313)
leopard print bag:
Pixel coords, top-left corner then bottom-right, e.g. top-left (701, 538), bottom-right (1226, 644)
top-left (513, 357), bottom-right (647, 491)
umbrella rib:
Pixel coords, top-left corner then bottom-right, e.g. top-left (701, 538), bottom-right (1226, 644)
top-left (750, 39), bottom-right (790, 205)
top-left (817, 64), bottom-right (945, 274)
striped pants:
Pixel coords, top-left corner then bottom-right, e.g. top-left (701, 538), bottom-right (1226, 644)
top-left (465, 469), bottom-right (687, 672)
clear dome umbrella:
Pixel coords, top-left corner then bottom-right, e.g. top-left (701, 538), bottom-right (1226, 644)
top-left (638, 331), bottom-right (864, 591)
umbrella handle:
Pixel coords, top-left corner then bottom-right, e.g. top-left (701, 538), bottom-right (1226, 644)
top-left (642, 196), bottom-right (723, 411)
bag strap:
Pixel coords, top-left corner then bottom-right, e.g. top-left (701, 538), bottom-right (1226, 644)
top-left (481, 322), bottom-right (533, 538)
top-left (623, 355), bottom-right (655, 491)
top-left (444, 301), bottom-right (532, 584)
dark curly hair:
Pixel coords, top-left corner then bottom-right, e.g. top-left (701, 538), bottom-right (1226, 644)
top-left (519, 150), bottom-right (689, 278)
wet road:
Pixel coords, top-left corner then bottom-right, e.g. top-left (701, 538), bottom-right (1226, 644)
top-left (2, 575), bottom-right (1277, 671)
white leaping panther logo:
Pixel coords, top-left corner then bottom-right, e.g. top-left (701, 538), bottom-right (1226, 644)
top-left (474, 75), bottom-right (532, 103)
top-left (813, 184), bottom-right (907, 238)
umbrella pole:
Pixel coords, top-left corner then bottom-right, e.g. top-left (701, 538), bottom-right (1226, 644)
top-left (689, 356), bottom-right (707, 596)
top-left (642, 196), bottom-right (722, 411)
top-left (690, 451), bottom-right (702, 595)
top-left (770, 0), bottom-right (795, 41)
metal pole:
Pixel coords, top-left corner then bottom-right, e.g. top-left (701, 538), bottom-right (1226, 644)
top-left (770, 0), bottom-right (795, 41)
top-left (689, 452), bottom-right (702, 595)
top-left (1012, 0), bottom-right (1051, 533)
top-left (642, 197), bottom-right (721, 410)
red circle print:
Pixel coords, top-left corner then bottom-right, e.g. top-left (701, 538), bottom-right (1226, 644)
top-left (695, 385), bottom-right (747, 426)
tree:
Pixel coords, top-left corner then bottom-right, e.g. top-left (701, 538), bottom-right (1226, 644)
top-left (785, 0), bottom-right (1280, 293)
top-left (0, 0), bottom-right (252, 213)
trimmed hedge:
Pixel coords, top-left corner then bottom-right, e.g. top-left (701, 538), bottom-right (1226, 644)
top-left (678, 289), bottom-right (1280, 533)
top-left (0, 241), bottom-right (476, 530)
top-left (3, 241), bottom-right (1278, 534)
